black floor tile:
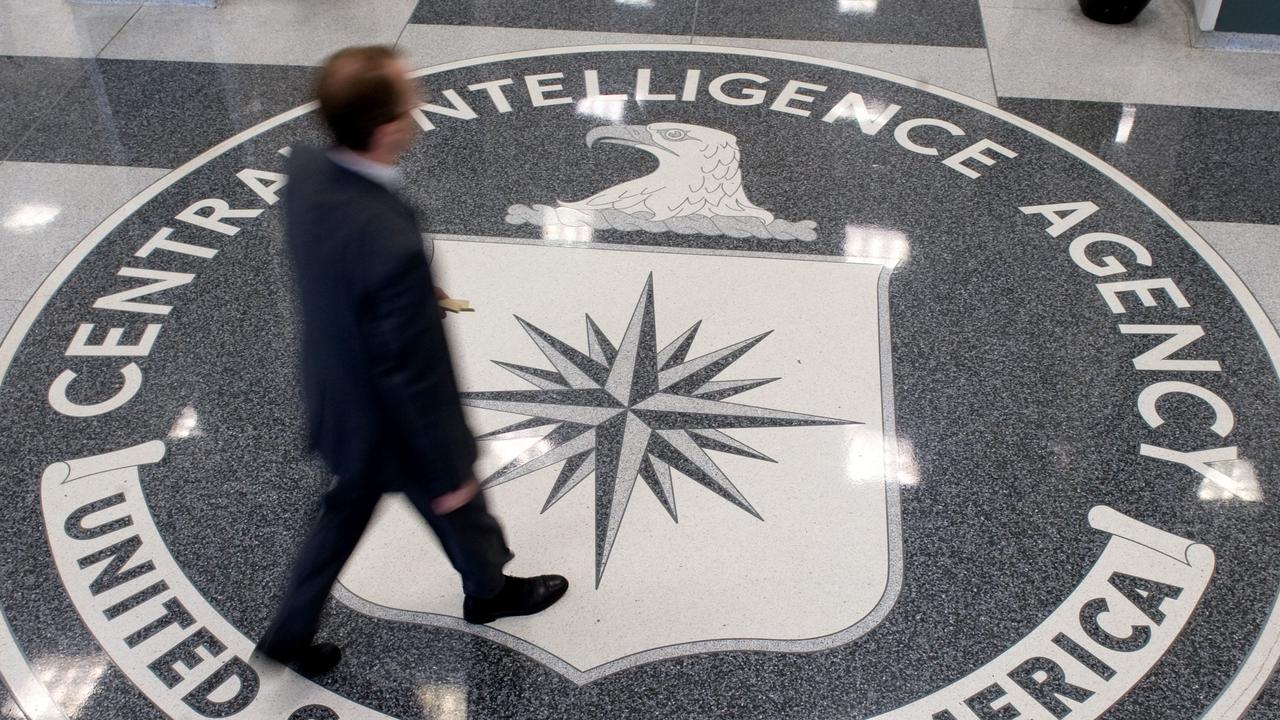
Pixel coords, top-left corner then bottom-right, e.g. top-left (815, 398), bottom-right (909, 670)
top-left (1001, 96), bottom-right (1280, 225)
top-left (5, 58), bottom-right (316, 168)
top-left (694, 0), bottom-right (986, 48)
top-left (0, 55), bottom-right (86, 161)
top-left (410, 0), bottom-right (698, 36)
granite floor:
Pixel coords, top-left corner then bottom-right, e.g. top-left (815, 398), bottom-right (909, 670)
top-left (2, 1), bottom-right (1280, 719)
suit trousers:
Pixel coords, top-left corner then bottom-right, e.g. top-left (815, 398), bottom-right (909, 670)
top-left (259, 456), bottom-right (512, 657)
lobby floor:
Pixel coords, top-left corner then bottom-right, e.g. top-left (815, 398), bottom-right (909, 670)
top-left (2, 1), bottom-right (1280, 718)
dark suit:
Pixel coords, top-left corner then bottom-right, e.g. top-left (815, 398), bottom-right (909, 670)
top-left (260, 146), bottom-right (511, 657)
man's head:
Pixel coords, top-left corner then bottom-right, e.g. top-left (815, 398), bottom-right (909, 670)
top-left (316, 46), bottom-right (419, 162)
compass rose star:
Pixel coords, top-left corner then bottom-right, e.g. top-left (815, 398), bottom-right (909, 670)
top-left (460, 274), bottom-right (856, 585)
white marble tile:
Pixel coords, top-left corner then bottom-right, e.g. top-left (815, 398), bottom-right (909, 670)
top-left (692, 35), bottom-right (998, 105)
top-left (0, 299), bottom-right (18, 339)
top-left (99, 0), bottom-right (418, 66)
top-left (396, 24), bottom-right (690, 71)
top-left (978, 0), bottom-right (1075, 8)
top-left (983, 2), bottom-right (1280, 111)
top-left (1190, 221), bottom-right (1280, 330)
top-left (0, 161), bottom-right (168, 303)
top-left (0, 0), bottom-right (139, 58)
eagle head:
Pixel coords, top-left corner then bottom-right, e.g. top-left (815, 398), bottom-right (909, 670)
top-left (585, 122), bottom-right (737, 160)
top-left (568, 121), bottom-right (773, 224)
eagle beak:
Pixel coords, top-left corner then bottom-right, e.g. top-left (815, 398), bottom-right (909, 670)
top-left (585, 125), bottom-right (656, 149)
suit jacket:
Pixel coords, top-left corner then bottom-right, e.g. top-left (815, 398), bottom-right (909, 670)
top-left (284, 146), bottom-right (476, 496)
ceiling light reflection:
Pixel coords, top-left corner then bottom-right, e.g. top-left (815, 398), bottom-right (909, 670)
top-left (543, 224), bottom-right (593, 243)
top-left (838, 0), bottom-right (879, 15)
top-left (479, 435), bottom-right (549, 469)
top-left (844, 224), bottom-right (910, 267)
top-left (844, 432), bottom-right (919, 486)
top-left (541, 207), bottom-right (594, 243)
top-left (419, 684), bottom-right (468, 720)
top-left (34, 654), bottom-right (108, 717)
top-left (576, 95), bottom-right (627, 122)
top-left (894, 437), bottom-right (920, 486)
top-left (167, 405), bottom-right (203, 439)
top-left (4, 204), bottom-right (60, 232)
top-left (1198, 457), bottom-right (1263, 502)
top-left (1114, 104), bottom-right (1136, 144)
top-left (825, 97), bottom-right (892, 124)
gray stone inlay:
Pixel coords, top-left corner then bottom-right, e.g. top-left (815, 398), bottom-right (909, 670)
top-left (1194, 27), bottom-right (1280, 53)
top-left (689, 427), bottom-right (775, 461)
top-left (492, 360), bottom-right (569, 389)
top-left (999, 97), bottom-right (1280, 225)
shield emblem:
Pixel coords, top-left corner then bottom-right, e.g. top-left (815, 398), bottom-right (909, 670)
top-left (336, 234), bottom-right (905, 681)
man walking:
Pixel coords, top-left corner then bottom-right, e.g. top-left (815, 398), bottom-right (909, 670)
top-left (257, 46), bottom-right (567, 677)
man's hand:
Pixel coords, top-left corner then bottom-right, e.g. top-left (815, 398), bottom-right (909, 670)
top-left (431, 477), bottom-right (480, 514)
top-left (433, 286), bottom-right (449, 319)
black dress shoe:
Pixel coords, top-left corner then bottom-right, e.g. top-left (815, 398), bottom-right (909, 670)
top-left (256, 642), bottom-right (342, 678)
top-left (464, 574), bottom-right (569, 624)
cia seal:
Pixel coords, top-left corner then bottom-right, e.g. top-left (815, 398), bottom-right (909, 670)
top-left (0, 46), bottom-right (1277, 720)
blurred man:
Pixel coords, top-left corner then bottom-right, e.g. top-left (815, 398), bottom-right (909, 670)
top-left (257, 46), bottom-right (567, 677)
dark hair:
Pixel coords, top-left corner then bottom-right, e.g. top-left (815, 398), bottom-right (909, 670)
top-left (315, 46), bottom-right (405, 151)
